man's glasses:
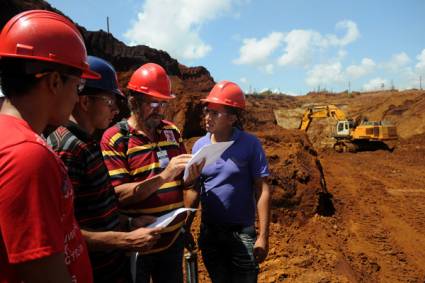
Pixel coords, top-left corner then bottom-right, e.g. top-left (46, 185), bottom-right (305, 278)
top-left (89, 95), bottom-right (116, 107)
top-left (202, 107), bottom-right (228, 118)
top-left (64, 75), bottom-right (86, 93)
top-left (34, 72), bottom-right (86, 93)
top-left (140, 100), bottom-right (167, 108)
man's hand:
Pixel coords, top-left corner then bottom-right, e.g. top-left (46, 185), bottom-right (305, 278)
top-left (160, 154), bottom-right (193, 182)
top-left (124, 226), bottom-right (162, 252)
top-left (184, 158), bottom-right (206, 187)
top-left (253, 236), bottom-right (269, 263)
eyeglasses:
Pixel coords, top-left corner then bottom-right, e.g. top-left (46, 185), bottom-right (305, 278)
top-left (142, 100), bottom-right (168, 108)
top-left (89, 95), bottom-right (116, 107)
top-left (202, 107), bottom-right (228, 118)
top-left (35, 72), bottom-right (86, 93)
top-left (65, 75), bottom-right (86, 93)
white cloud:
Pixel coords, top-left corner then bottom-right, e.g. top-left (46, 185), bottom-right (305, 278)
top-left (346, 58), bottom-right (376, 78)
top-left (337, 49), bottom-right (348, 60)
top-left (277, 29), bottom-right (320, 66)
top-left (233, 20), bottom-right (360, 68)
top-left (259, 64), bottom-right (274, 74)
top-left (331, 20), bottom-right (360, 46)
top-left (384, 52), bottom-right (411, 72)
top-left (305, 62), bottom-right (345, 88)
top-left (278, 20), bottom-right (360, 67)
top-left (259, 88), bottom-right (283, 94)
top-left (240, 77), bottom-right (248, 84)
top-left (305, 57), bottom-right (393, 91)
top-left (233, 32), bottom-right (284, 65)
top-left (363, 77), bottom-right (389, 91)
top-left (124, 0), bottom-right (232, 61)
top-left (397, 67), bottom-right (419, 89)
top-left (416, 49), bottom-right (425, 72)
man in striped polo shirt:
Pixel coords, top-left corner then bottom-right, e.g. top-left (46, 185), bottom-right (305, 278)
top-left (48, 56), bottom-right (163, 282)
top-left (101, 63), bottom-right (202, 283)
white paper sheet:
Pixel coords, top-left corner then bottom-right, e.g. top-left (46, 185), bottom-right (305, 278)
top-left (146, 208), bottom-right (197, 228)
top-left (183, 141), bottom-right (234, 182)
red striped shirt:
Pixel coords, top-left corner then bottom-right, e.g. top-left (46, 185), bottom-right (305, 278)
top-left (101, 120), bottom-right (187, 253)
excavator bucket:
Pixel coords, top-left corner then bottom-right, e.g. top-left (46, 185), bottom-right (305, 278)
top-left (273, 108), bottom-right (305, 129)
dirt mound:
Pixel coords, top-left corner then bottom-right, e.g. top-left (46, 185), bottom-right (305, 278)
top-left (186, 125), bottom-right (335, 282)
top-left (254, 125), bottom-right (333, 222)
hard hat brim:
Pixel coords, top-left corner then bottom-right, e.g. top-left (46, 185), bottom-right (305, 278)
top-left (127, 86), bottom-right (175, 100)
top-left (200, 98), bottom-right (244, 109)
top-left (111, 88), bottom-right (125, 98)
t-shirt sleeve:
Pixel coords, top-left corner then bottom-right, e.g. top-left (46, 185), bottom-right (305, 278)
top-left (191, 138), bottom-right (203, 155)
top-left (249, 137), bottom-right (270, 179)
top-left (100, 128), bottom-right (131, 187)
top-left (0, 143), bottom-right (65, 264)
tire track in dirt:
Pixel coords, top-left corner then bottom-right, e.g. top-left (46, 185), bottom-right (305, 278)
top-left (321, 152), bottom-right (425, 282)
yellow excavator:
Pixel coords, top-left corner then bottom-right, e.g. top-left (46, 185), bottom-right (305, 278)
top-left (276, 104), bottom-right (398, 152)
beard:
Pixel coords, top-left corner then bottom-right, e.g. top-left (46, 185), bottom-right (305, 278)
top-left (144, 113), bottom-right (163, 130)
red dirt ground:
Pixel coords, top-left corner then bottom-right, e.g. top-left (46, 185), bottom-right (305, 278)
top-left (185, 91), bottom-right (425, 283)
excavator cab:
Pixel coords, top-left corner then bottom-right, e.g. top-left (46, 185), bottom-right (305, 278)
top-left (335, 121), bottom-right (350, 137)
top-left (335, 120), bottom-right (356, 137)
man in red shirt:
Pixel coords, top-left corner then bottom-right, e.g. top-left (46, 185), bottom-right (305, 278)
top-left (0, 10), bottom-right (100, 283)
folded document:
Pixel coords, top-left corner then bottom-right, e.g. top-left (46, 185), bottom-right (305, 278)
top-left (183, 141), bottom-right (234, 181)
top-left (146, 208), bottom-right (197, 228)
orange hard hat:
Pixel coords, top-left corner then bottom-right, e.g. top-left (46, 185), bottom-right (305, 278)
top-left (201, 80), bottom-right (245, 109)
top-left (0, 10), bottom-right (100, 79)
top-left (127, 63), bottom-right (173, 100)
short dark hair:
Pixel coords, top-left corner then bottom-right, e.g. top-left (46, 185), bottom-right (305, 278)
top-left (223, 105), bottom-right (245, 130)
top-left (0, 58), bottom-right (81, 98)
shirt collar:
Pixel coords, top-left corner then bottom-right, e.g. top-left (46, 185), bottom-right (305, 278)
top-left (66, 121), bottom-right (93, 143)
top-left (207, 127), bottom-right (241, 143)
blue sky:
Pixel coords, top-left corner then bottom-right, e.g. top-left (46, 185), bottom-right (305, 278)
top-left (48, 0), bottom-right (425, 95)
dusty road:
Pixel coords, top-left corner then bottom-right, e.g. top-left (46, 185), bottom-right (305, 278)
top-left (318, 146), bottom-right (425, 282)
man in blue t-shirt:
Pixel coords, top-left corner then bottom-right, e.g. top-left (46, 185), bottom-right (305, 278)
top-left (193, 81), bottom-right (271, 283)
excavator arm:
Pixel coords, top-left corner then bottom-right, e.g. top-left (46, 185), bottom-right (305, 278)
top-left (299, 105), bottom-right (347, 131)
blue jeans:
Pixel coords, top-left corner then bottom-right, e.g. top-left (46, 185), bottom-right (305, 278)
top-left (199, 222), bottom-right (258, 283)
top-left (135, 234), bottom-right (184, 283)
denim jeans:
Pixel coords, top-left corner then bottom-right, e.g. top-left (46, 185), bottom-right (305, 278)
top-left (135, 234), bottom-right (184, 283)
top-left (198, 222), bottom-right (259, 283)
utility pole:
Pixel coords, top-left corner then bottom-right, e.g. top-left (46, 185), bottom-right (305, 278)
top-left (420, 75), bottom-right (423, 90)
top-left (348, 81), bottom-right (351, 93)
top-left (106, 16), bottom-right (110, 34)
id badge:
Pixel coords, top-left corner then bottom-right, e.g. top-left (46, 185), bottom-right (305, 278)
top-left (156, 150), bottom-right (170, 168)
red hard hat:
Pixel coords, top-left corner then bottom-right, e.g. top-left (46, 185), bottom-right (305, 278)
top-left (0, 10), bottom-right (100, 79)
top-left (127, 63), bottom-right (173, 100)
top-left (201, 80), bottom-right (245, 109)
